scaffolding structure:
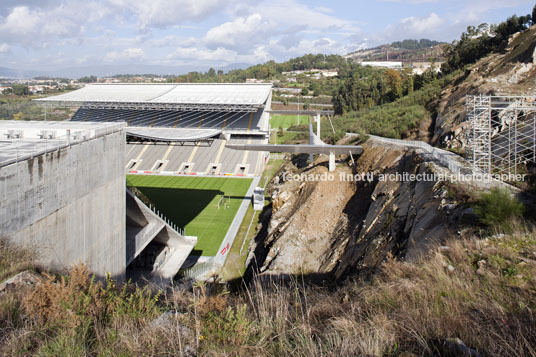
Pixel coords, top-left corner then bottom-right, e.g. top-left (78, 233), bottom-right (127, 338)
top-left (467, 95), bottom-right (536, 176)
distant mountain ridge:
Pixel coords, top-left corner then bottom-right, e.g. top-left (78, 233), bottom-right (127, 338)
top-left (0, 63), bottom-right (251, 80)
top-left (345, 39), bottom-right (446, 63)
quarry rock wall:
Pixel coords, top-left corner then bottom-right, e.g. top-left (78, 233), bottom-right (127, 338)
top-left (248, 140), bottom-right (484, 280)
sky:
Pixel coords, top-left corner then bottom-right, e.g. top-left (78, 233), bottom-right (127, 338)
top-left (0, 0), bottom-right (534, 73)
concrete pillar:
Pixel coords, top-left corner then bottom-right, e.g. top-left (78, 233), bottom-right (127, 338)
top-left (316, 113), bottom-right (320, 138)
top-left (329, 151), bottom-right (335, 172)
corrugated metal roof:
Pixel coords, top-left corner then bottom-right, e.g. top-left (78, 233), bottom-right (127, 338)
top-left (36, 83), bottom-right (272, 106)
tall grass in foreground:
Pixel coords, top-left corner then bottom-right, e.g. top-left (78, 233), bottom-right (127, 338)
top-left (0, 237), bottom-right (35, 283)
top-left (1, 226), bottom-right (536, 355)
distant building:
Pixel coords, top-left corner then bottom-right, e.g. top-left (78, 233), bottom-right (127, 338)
top-left (278, 87), bottom-right (302, 94)
top-left (411, 61), bottom-right (444, 75)
top-left (359, 61), bottom-right (402, 69)
top-left (321, 70), bottom-right (338, 77)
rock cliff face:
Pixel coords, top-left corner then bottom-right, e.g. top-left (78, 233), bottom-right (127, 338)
top-left (432, 26), bottom-right (536, 149)
top-left (248, 140), bottom-right (481, 280)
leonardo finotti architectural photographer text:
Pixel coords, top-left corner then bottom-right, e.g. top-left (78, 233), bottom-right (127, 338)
top-left (282, 172), bottom-right (526, 183)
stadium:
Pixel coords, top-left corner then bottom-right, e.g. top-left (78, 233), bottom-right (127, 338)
top-left (35, 83), bottom-right (273, 280)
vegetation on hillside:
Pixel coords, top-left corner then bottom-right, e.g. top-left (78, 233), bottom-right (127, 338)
top-left (442, 10), bottom-right (534, 73)
top-left (332, 65), bottom-right (417, 114)
top-left (0, 95), bottom-right (76, 121)
top-left (2, 223), bottom-right (536, 355)
top-left (328, 7), bottom-right (535, 142)
top-left (327, 70), bottom-right (456, 141)
top-left (391, 38), bottom-right (442, 50)
top-left (168, 54), bottom-right (347, 83)
top-left (474, 188), bottom-right (526, 232)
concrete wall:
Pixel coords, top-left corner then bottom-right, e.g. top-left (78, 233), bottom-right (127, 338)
top-left (0, 128), bottom-right (126, 279)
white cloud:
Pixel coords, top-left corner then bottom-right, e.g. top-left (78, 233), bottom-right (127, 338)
top-left (257, 0), bottom-right (358, 33)
top-left (0, 4), bottom-right (109, 46)
top-left (398, 12), bottom-right (445, 34)
top-left (2, 0), bottom-right (529, 72)
top-left (108, 0), bottom-right (232, 28)
top-left (104, 47), bottom-right (145, 62)
top-left (201, 1), bottom-right (359, 56)
top-left (204, 13), bottom-right (275, 52)
top-left (362, 12), bottom-right (447, 44)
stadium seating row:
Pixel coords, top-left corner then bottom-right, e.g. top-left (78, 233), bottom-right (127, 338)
top-left (71, 108), bottom-right (265, 131)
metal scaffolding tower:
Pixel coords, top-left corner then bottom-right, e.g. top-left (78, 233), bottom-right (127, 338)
top-left (467, 95), bottom-right (536, 176)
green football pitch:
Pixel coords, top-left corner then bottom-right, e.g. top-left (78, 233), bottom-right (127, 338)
top-left (126, 175), bottom-right (253, 256)
top-left (270, 114), bottom-right (306, 129)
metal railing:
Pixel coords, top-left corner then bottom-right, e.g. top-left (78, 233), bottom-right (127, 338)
top-left (365, 134), bottom-right (464, 174)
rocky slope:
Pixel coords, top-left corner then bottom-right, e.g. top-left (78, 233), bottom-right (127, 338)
top-left (345, 43), bottom-right (445, 63)
top-left (433, 26), bottom-right (536, 149)
top-left (247, 138), bottom-right (498, 280)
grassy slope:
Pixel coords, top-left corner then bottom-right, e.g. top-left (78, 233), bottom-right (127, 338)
top-left (3, 226), bottom-right (536, 355)
top-left (126, 175), bottom-right (252, 256)
top-left (270, 114), bottom-right (306, 129)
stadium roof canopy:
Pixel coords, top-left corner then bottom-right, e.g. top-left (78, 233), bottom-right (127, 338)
top-left (35, 83), bottom-right (273, 112)
top-left (126, 127), bottom-right (221, 143)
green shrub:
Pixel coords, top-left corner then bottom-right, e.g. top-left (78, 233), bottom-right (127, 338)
top-left (474, 188), bottom-right (525, 230)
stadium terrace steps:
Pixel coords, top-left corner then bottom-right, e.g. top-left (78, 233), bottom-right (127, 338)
top-left (126, 137), bottom-right (266, 176)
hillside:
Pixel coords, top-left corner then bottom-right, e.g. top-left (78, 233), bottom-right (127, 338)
top-left (345, 39), bottom-right (446, 63)
top-left (432, 25), bottom-right (536, 149)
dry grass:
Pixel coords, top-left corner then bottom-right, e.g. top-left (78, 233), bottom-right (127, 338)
top-left (1, 227), bottom-right (536, 356)
top-left (0, 236), bottom-right (35, 283)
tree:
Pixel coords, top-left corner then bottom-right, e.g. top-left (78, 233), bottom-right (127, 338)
top-left (79, 75), bottom-right (97, 83)
top-left (12, 84), bottom-right (29, 96)
top-left (532, 4), bottom-right (536, 25)
top-left (385, 69), bottom-right (402, 100)
top-left (301, 88), bottom-right (309, 96)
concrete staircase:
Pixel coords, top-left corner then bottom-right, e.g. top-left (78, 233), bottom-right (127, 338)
top-left (126, 187), bottom-right (197, 285)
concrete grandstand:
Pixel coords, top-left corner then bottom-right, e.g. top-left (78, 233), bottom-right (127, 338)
top-left (37, 83), bottom-right (272, 176)
top-left (37, 83), bottom-right (272, 280)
